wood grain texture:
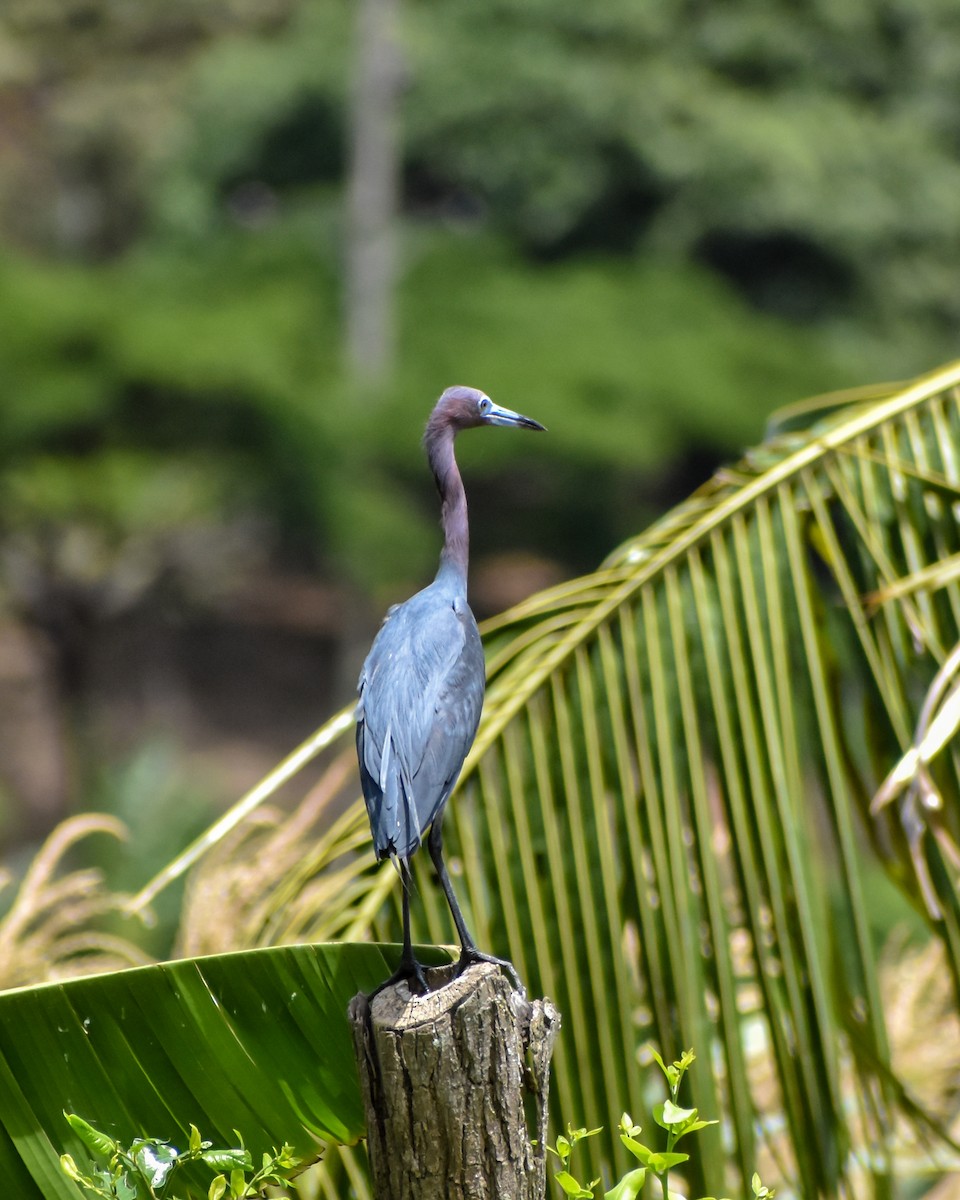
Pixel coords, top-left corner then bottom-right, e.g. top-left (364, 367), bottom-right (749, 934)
top-left (350, 962), bottom-right (560, 1199)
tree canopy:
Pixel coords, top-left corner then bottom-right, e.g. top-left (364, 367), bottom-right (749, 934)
top-left (2, 0), bottom-right (957, 596)
top-left (0, 0), bottom-right (958, 828)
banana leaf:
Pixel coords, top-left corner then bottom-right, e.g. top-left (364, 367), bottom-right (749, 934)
top-left (0, 941), bottom-right (450, 1198)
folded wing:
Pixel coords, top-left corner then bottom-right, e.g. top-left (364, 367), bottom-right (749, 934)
top-left (356, 587), bottom-right (484, 862)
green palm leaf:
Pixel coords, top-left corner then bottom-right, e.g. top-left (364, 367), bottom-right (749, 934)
top-left (461, 360), bottom-right (960, 1194)
top-left (447, 360), bottom-right (960, 1193)
top-left (0, 942), bottom-right (450, 1198)
top-left (137, 361), bottom-right (960, 1196)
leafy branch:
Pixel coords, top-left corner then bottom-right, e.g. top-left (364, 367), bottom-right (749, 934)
top-left (548, 1050), bottom-right (776, 1200)
top-left (60, 1114), bottom-right (299, 1200)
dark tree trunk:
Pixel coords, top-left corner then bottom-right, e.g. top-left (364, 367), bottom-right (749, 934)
top-left (344, 0), bottom-right (404, 382)
top-left (349, 962), bottom-right (560, 1200)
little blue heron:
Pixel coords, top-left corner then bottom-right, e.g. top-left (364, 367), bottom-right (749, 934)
top-left (356, 386), bottom-right (545, 993)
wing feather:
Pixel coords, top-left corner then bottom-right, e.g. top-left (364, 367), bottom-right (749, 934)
top-left (356, 586), bottom-right (484, 861)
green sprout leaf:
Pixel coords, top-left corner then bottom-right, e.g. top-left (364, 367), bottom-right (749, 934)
top-left (555, 1170), bottom-right (596, 1198)
top-left (648, 1048), bottom-right (679, 1089)
top-left (64, 1113), bottom-right (118, 1159)
top-left (653, 1100), bottom-right (718, 1140)
top-left (618, 1113), bottom-right (642, 1138)
top-left (620, 1135), bottom-right (655, 1165)
top-left (208, 1177), bottom-right (228, 1200)
top-left (274, 1143), bottom-right (299, 1170)
top-left (59, 1154), bottom-right (83, 1182)
top-left (202, 1147), bottom-right (254, 1172)
top-left (114, 1176), bottom-right (139, 1200)
top-left (679, 1118), bottom-right (718, 1137)
top-left (604, 1166), bottom-right (646, 1199)
top-left (655, 1100), bottom-right (697, 1127)
top-left (132, 1139), bottom-right (178, 1187)
top-left (648, 1151), bottom-right (690, 1173)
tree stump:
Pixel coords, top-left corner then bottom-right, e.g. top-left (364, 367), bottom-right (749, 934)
top-left (349, 962), bottom-right (560, 1200)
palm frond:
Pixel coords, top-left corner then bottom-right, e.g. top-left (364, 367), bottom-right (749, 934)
top-left (175, 360), bottom-right (960, 1196)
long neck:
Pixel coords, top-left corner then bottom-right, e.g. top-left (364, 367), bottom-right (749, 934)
top-left (425, 422), bottom-right (469, 588)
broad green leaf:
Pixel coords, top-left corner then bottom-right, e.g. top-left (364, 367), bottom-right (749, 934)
top-left (0, 941), bottom-right (451, 1199)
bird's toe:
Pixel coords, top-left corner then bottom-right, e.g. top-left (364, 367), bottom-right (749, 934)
top-left (368, 954), bottom-right (431, 1000)
top-left (456, 947), bottom-right (525, 994)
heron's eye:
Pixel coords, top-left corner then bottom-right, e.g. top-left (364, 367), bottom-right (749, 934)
top-left (478, 396), bottom-right (492, 415)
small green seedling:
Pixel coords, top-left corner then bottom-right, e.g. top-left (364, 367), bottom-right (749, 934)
top-left (547, 1124), bottom-right (603, 1197)
top-left (60, 1113), bottom-right (299, 1199)
top-left (548, 1048), bottom-right (775, 1200)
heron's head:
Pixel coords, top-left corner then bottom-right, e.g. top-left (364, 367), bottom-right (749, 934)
top-left (430, 385), bottom-right (546, 435)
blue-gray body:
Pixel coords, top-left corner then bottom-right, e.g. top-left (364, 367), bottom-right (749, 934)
top-left (356, 565), bottom-right (484, 862)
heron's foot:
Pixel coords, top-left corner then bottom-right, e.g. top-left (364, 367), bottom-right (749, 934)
top-left (368, 954), bottom-right (430, 1000)
top-left (456, 946), bottom-right (525, 995)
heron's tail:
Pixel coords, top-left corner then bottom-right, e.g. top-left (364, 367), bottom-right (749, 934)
top-left (368, 757), bottom-right (424, 861)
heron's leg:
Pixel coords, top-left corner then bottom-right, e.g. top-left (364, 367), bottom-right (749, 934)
top-left (426, 816), bottom-right (475, 949)
top-left (368, 860), bottom-right (428, 997)
top-left (398, 865), bottom-right (430, 989)
top-left (427, 818), bottom-right (524, 993)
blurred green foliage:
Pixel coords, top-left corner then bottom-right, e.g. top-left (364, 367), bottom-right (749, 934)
top-left (86, 742), bottom-right (219, 955)
top-left (4, 0), bottom-right (958, 601)
top-left (0, 225), bottom-right (850, 593)
top-left (0, 0), bottom-right (958, 851)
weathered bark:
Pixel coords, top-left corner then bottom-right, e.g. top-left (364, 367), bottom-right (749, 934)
top-left (349, 962), bottom-right (560, 1200)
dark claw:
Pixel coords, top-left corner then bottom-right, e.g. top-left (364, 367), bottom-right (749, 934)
top-left (368, 954), bottom-right (430, 1000)
top-left (456, 947), bottom-right (525, 995)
